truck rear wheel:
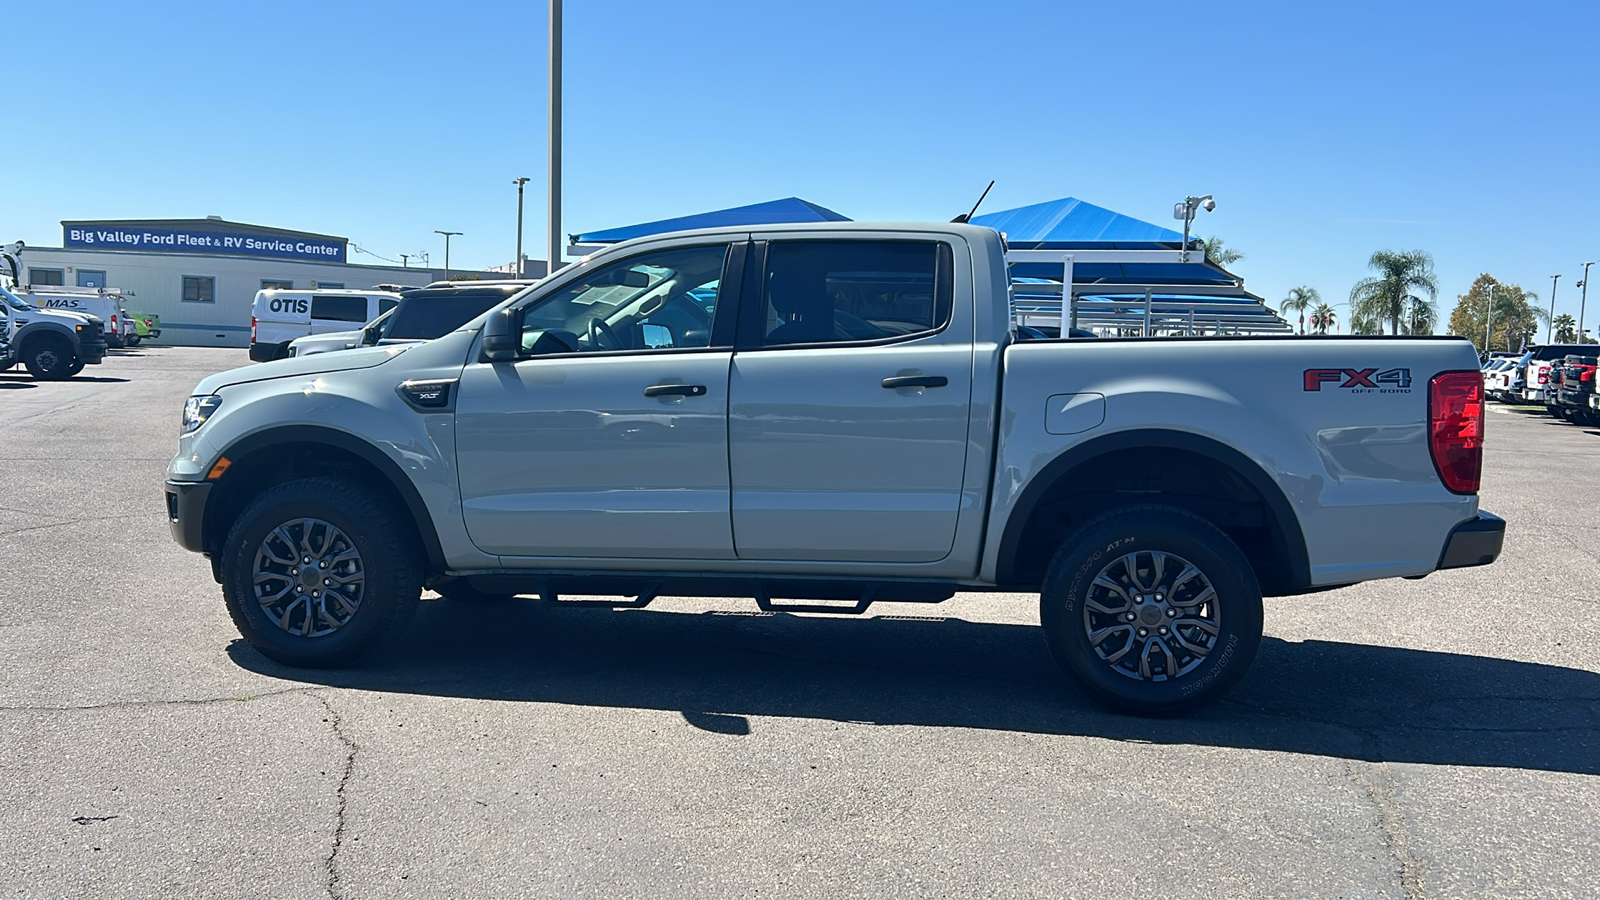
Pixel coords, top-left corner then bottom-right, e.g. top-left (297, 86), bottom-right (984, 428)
top-left (23, 338), bottom-right (74, 380)
top-left (221, 477), bottom-right (421, 668)
top-left (1039, 505), bottom-right (1263, 716)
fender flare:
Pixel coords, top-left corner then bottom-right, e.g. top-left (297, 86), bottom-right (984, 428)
top-left (209, 424), bottom-right (448, 574)
top-left (994, 428), bottom-right (1310, 592)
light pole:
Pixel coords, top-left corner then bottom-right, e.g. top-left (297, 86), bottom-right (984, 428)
top-left (1173, 194), bottom-right (1216, 263)
top-left (547, 0), bottom-right (564, 275)
top-left (1483, 280), bottom-right (1498, 355)
top-left (1578, 262), bottom-right (1594, 345)
top-left (513, 177), bottom-right (531, 278)
top-left (434, 230), bottom-right (462, 278)
top-left (1548, 274), bottom-right (1560, 343)
top-left (399, 253), bottom-right (410, 269)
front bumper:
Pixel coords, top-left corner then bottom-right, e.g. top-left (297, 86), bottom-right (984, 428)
top-left (248, 342), bottom-right (279, 362)
top-left (78, 336), bottom-right (108, 364)
top-left (1437, 511), bottom-right (1505, 570)
top-left (165, 480), bottom-right (212, 554)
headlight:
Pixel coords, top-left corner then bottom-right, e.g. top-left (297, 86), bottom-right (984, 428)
top-left (181, 395), bottom-right (223, 434)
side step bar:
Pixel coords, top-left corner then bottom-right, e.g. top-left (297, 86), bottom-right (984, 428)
top-left (458, 573), bottom-right (957, 617)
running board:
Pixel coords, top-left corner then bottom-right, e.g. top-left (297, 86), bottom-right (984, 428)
top-left (460, 572), bottom-right (956, 615)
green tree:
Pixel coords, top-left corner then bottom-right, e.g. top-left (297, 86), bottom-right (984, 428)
top-left (1309, 302), bottom-right (1336, 335)
top-left (1350, 250), bottom-right (1439, 335)
top-left (1280, 286), bottom-right (1320, 335)
top-left (1349, 311), bottom-right (1382, 335)
top-left (1553, 313), bottom-right (1577, 342)
top-left (1447, 274), bottom-right (1546, 351)
top-left (1200, 236), bottom-right (1243, 267)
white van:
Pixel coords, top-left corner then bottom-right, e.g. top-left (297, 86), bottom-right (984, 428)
top-left (249, 289), bottom-right (401, 361)
top-left (22, 286), bottom-right (129, 347)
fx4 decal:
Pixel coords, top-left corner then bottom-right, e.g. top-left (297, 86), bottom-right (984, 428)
top-left (1303, 367), bottom-right (1413, 393)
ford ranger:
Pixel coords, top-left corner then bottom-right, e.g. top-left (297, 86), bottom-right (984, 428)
top-left (164, 222), bottom-right (1503, 715)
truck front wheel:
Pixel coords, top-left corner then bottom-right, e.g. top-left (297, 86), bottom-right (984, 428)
top-left (220, 477), bottom-right (421, 668)
top-left (1039, 506), bottom-right (1263, 716)
top-left (23, 338), bottom-right (74, 380)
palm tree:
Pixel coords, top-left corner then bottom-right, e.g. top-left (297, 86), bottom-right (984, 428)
top-left (1309, 303), bottom-right (1336, 335)
top-left (1350, 250), bottom-right (1439, 335)
top-left (1281, 286), bottom-right (1320, 335)
top-left (1200, 236), bottom-right (1243, 267)
top-left (1404, 295), bottom-right (1437, 335)
top-left (1554, 313), bottom-right (1578, 342)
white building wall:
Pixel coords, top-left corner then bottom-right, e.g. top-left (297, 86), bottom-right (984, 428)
top-left (16, 247), bottom-right (459, 347)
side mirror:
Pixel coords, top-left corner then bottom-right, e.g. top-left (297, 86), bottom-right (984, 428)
top-left (481, 309), bottom-right (519, 361)
top-left (361, 323), bottom-right (380, 345)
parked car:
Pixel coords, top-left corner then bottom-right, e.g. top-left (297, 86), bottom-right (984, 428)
top-left (0, 282), bottom-right (108, 378)
top-left (1522, 343), bottom-right (1592, 405)
top-left (1553, 355), bottom-right (1597, 424)
top-left (131, 312), bottom-right (162, 343)
top-left (166, 222), bottom-right (1503, 716)
top-left (1490, 352), bottom-right (1531, 402)
top-left (249, 289), bottom-right (402, 362)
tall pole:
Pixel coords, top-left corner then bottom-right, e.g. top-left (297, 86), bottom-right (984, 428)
top-left (513, 177), bottom-right (530, 278)
top-left (1549, 274), bottom-right (1561, 343)
top-left (547, 0), bottom-right (564, 275)
top-left (1579, 262), bottom-right (1594, 345)
top-left (435, 230), bottom-right (461, 278)
top-left (1483, 281), bottom-right (1497, 355)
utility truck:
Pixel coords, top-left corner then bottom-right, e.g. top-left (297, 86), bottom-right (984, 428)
top-left (0, 242), bottom-right (108, 378)
top-left (165, 222), bottom-right (1503, 715)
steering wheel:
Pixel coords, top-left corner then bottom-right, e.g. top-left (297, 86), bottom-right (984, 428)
top-left (588, 317), bottom-right (623, 351)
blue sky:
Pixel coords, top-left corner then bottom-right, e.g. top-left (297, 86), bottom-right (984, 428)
top-left (9, 0), bottom-right (1600, 330)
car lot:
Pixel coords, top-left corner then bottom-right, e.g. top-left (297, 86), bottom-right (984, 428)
top-left (2, 346), bottom-right (1597, 898)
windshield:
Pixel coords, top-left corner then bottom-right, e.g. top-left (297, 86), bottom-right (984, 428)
top-left (385, 288), bottom-right (519, 341)
top-left (0, 284), bottom-right (32, 312)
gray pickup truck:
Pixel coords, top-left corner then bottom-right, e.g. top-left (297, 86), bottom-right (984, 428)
top-left (1, 283), bottom-right (108, 379)
top-left (165, 222), bottom-right (1503, 714)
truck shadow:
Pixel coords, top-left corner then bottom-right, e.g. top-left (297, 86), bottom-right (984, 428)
top-left (229, 601), bottom-right (1600, 776)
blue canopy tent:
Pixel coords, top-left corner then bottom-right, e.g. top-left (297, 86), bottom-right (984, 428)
top-left (973, 197), bottom-right (1286, 334)
top-left (570, 197), bottom-right (850, 250)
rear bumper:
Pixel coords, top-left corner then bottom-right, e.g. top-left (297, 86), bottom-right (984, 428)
top-left (165, 480), bottom-right (212, 554)
top-left (1437, 511), bottom-right (1505, 570)
top-left (1523, 388), bottom-right (1546, 402)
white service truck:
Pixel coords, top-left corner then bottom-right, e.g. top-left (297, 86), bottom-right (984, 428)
top-left (249, 289), bottom-right (401, 361)
top-left (165, 222), bottom-right (1503, 715)
top-left (1, 242), bottom-right (109, 379)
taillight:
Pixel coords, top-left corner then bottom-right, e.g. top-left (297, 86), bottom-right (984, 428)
top-left (1429, 371), bottom-right (1483, 494)
top-left (251, 316), bottom-right (258, 342)
top-left (111, 314), bottom-right (118, 329)
top-left (1537, 365), bottom-right (1549, 385)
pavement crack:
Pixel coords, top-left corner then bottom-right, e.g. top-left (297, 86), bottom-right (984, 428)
top-left (0, 687), bottom-right (316, 713)
top-left (316, 694), bottom-right (358, 900)
top-left (1343, 760), bottom-right (1425, 900)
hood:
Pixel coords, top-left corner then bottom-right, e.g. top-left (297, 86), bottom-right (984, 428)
top-left (26, 307), bottom-right (99, 326)
top-left (292, 328), bottom-right (363, 346)
top-left (195, 343), bottom-right (411, 393)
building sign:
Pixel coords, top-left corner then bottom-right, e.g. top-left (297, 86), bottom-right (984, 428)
top-left (63, 225), bottom-right (347, 263)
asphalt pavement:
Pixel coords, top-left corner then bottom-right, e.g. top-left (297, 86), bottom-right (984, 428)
top-left (2, 347), bottom-right (1596, 899)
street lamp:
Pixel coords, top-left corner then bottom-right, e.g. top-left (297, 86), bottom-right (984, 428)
top-left (513, 177), bottom-right (531, 279)
top-left (434, 230), bottom-right (462, 278)
top-left (1548, 274), bottom-right (1560, 343)
top-left (1578, 262), bottom-right (1594, 346)
top-left (1173, 194), bottom-right (1216, 263)
top-left (548, 0), bottom-right (564, 275)
top-left (1484, 280), bottom-right (1499, 355)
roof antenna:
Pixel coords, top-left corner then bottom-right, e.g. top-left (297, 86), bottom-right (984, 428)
top-left (951, 180), bottom-right (995, 224)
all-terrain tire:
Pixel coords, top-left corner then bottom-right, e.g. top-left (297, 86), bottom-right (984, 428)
top-left (221, 477), bottom-right (421, 667)
top-left (1039, 505), bottom-right (1263, 716)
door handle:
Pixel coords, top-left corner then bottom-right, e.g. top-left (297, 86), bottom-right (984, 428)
top-left (643, 383), bottom-right (707, 397)
top-left (881, 375), bottom-right (948, 389)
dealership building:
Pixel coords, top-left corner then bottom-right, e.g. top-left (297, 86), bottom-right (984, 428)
top-left (14, 218), bottom-right (497, 347)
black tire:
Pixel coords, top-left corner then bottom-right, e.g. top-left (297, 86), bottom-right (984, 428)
top-left (67, 360), bottom-right (85, 376)
top-left (23, 338), bottom-right (74, 380)
top-left (433, 580), bottom-right (518, 604)
top-left (221, 477), bottom-right (421, 667)
top-left (127, 335), bottom-right (141, 347)
top-left (1039, 505), bottom-right (1263, 716)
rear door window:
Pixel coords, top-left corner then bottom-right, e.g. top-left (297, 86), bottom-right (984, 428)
top-left (753, 240), bottom-right (952, 348)
top-left (311, 295), bottom-right (368, 323)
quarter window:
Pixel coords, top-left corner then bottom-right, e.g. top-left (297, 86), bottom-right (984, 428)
top-left (517, 244), bottom-right (727, 356)
top-left (757, 240), bottom-right (952, 347)
top-left (182, 276), bottom-right (216, 303)
top-left (311, 295), bottom-right (368, 322)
